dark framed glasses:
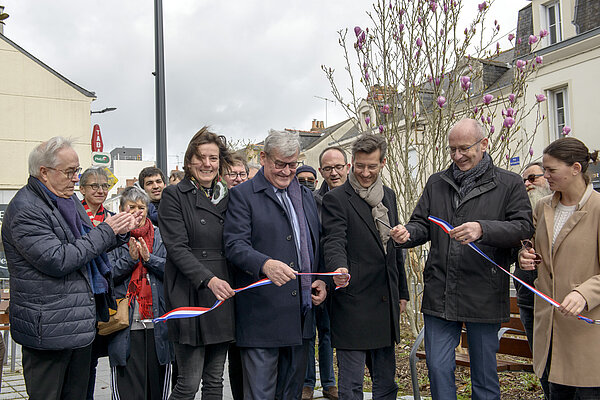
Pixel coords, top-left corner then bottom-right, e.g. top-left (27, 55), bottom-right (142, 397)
top-left (521, 239), bottom-right (542, 264)
top-left (523, 174), bottom-right (544, 184)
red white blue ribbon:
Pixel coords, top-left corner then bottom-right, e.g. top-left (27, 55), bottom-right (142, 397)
top-left (428, 215), bottom-right (599, 325)
top-left (152, 271), bottom-right (350, 323)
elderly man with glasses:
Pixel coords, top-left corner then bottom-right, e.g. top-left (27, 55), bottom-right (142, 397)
top-left (392, 119), bottom-right (534, 400)
top-left (224, 130), bottom-right (327, 400)
top-left (1, 137), bottom-right (140, 400)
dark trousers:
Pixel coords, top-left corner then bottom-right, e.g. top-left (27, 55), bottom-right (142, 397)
top-left (544, 348), bottom-right (600, 400)
top-left (519, 305), bottom-right (549, 399)
top-left (86, 332), bottom-right (110, 400)
top-left (112, 329), bottom-right (169, 400)
top-left (240, 340), bottom-right (310, 400)
top-left (304, 303), bottom-right (336, 389)
top-left (424, 314), bottom-right (501, 400)
top-left (169, 341), bottom-right (228, 400)
top-left (336, 346), bottom-right (397, 400)
top-left (228, 343), bottom-right (244, 400)
top-left (22, 343), bottom-right (92, 400)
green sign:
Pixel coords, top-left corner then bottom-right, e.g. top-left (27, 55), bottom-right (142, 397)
top-left (93, 154), bottom-right (110, 164)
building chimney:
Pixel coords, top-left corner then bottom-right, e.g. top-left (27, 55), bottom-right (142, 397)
top-left (311, 119), bottom-right (324, 132)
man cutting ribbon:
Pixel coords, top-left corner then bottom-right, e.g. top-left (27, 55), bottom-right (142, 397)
top-left (391, 119), bottom-right (534, 400)
top-left (224, 130), bottom-right (327, 400)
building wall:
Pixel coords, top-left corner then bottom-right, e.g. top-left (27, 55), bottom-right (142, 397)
top-left (106, 159), bottom-right (156, 199)
top-left (302, 120), bottom-right (356, 170)
top-left (0, 36), bottom-right (94, 193)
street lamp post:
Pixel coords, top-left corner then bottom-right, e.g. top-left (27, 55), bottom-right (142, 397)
top-left (154, 0), bottom-right (167, 175)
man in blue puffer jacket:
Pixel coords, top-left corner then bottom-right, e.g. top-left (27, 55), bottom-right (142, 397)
top-left (1, 137), bottom-right (140, 400)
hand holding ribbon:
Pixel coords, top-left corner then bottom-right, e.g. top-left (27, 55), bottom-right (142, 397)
top-left (428, 215), bottom-right (600, 325)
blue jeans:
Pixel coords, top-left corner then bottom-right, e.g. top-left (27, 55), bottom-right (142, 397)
top-left (424, 314), bottom-right (500, 400)
top-left (304, 303), bottom-right (336, 389)
top-left (169, 342), bottom-right (228, 400)
top-left (337, 346), bottom-right (397, 400)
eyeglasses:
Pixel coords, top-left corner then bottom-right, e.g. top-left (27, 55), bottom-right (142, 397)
top-left (83, 183), bottom-right (111, 191)
top-left (523, 174), bottom-right (544, 184)
top-left (447, 138), bottom-right (484, 155)
top-left (270, 158), bottom-right (298, 170)
top-left (47, 166), bottom-right (82, 179)
top-left (226, 172), bottom-right (248, 179)
top-left (521, 239), bottom-right (542, 265)
top-left (321, 164), bottom-right (346, 173)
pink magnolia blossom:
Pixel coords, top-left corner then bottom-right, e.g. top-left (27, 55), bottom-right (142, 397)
top-left (365, 72), bottom-right (369, 81)
top-left (474, 106), bottom-right (479, 114)
top-left (490, 125), bottom-right (495, 134)
top-left (443, 3), bottom-right (448, 13)
top-left (460, 76), bottom-right (471, 91)
top-left (506, 154), bottom-right (510, 160)
top-left (487, 116), bottom-right (492, 124)
top-left (508, 33), bottom-right (515, 41)
top-left (508, 93), bottom-right (516, 103)
top-left (482, 94), bottom-right (494, 105)
top-left (435, 77), bottom-right (441, 86)
top-left (496, 42), bottom-right (500, 52)
top-left (418, 16), bottom-right (422, 24)
top-left (464, 28), bottom-right (468, 35)
top-left (562, 126), bottom-right (571, 135)
top-left (518, 38), bottom-right (522, 45)
top-left (478, 2), bottom-right (487, 12)
top-left (437, 96), bottom-right (446, 108)
top-left (529, 147), bottom-right (534, 156)
top-left (365, 116), bottom-right (371, 125)
top-left (516, 59), bottom-right (527, 70)
top-left (503, 117), bottom-right (515, 128)
top-left (381, 104), bottom-right (391, 114)
top-left (506, 107), bottom-right (515, 117)
top-left (416, 38), bottom-right (423, 47)
top-left (378, 125), bottom-right (384, 133)
top-left (528, 35), bottom-right (538, 45)
top-left (481, 116), bottom-right (486, 123)
top-left (539, 29), bottom-right (549, 38)
top-left (430, 1), bottom-right (437, 12)
top-left (535, 55), bottom-right (543, 64)
top-left (399, 8), bottom-right (405, 16)
top-left (399, 23), bottom-right (405, 32)
top-left (354, 26), bottom-right (362, 37)
top-left (535, 94), bottom-right (546, 103)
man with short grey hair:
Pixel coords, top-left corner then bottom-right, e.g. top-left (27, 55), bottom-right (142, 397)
top-left (224, 130), bottom-right (327, 400)
top-left (2, 137), bottom-right (140, 400)
top-left (392, 119), bottom-right (534, 400)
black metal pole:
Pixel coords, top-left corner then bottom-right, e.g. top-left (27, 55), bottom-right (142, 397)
top-left (154, 0), bottom-right (167, 174)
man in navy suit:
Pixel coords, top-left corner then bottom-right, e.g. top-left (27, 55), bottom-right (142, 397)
top-left (224, 130), bottom-right (327, 400)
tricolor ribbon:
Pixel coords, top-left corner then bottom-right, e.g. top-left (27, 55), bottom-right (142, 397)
top-left (152, 271), bottom-right (350, 323)
top-left (428, 215), bottom-right (600, 325)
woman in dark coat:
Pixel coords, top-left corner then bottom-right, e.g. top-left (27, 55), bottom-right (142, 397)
top-left (108, 186), bottom-right (172, 399)
top-left (159, 127), bottom-right (235, 400)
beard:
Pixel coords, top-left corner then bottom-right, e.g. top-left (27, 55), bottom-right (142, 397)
top-left (528, 184), bottom-right (553, 208)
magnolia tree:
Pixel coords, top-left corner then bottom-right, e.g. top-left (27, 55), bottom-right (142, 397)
top-left (323, 0), bottom-right (555, 335)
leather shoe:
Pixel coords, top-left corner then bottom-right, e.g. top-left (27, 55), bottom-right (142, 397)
top-left (323, 386), bottom-right (339, 400)
top-left (302, 386), bottom-right (314, 400)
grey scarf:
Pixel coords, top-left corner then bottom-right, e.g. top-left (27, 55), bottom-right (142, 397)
top-left (348, 172), bottom-right (390, 253)
top-left (452, 152), bottom-right (492, 198)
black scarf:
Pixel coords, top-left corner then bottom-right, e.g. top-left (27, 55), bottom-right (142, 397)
top-left (452, 152), bottom-right (491, 198)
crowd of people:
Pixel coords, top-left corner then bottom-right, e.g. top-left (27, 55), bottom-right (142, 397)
top-left (1, 119), bottom-right (599, 400)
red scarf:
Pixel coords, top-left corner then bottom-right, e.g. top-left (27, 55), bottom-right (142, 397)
top-left (126, 218), bottom-right (155, 319)
top-left (82, 200), bottom-right (107, 226)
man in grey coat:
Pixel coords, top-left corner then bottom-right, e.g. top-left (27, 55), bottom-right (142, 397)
top-left (2, 137), bottom-right (139, 400)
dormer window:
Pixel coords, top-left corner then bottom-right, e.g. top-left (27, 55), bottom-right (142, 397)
top-left (545, 1), bottom-right (563, 45)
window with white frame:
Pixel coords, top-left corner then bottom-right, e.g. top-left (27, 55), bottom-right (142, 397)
top-left (544, 1), bottom-right (562, 45)
top-left (547, 87), bottom-right (570, 140)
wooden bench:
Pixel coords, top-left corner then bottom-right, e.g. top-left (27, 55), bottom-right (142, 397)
top-left (409, 297), bottom-right (533, 400)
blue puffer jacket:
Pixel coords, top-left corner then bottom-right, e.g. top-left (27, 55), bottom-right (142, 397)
top-left (1, 177), bottom-right (121, 350)
top-left (107, 226), bottom-right (172, 367)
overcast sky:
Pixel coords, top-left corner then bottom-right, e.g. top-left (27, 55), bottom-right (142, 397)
top-left (3, 0), bottom-right (528, 170)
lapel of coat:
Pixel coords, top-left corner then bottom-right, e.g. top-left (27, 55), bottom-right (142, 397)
top-left (345, 182), bottom-right (385, 253)
top-left (252, 169), bottom-right (287, 213)
top-left (180, 178), bottom-right (226, 219)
